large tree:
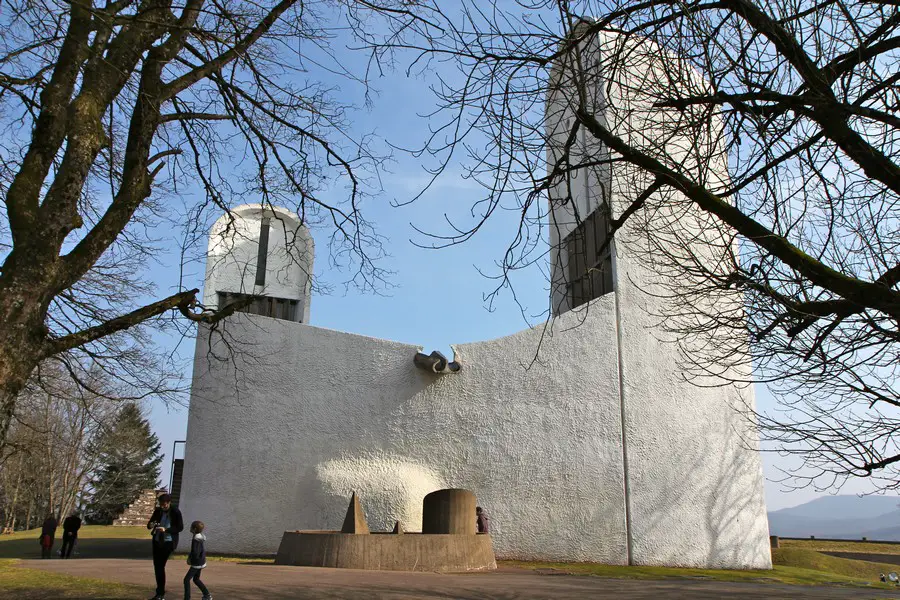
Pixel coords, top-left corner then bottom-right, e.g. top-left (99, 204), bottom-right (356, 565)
top-left (364, 0), bottom-right (900, 490)
top-left (0, 0), bottom-right (410, 450)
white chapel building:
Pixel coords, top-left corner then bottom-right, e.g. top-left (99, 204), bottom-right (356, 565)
top-left (178, 30), bottom-right (771, 568)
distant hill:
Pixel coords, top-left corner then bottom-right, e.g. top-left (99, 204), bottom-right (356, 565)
top-left (768, 496), bottom-right (900, 540)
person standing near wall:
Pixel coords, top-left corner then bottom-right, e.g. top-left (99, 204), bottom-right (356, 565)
top-left (476, 506), bottom-right (490, 534)
top-left (146, 493), bottom-right (183, 600)
top-left (60, 512), bottom-right (82, 558)
top-left (39, 514), bottom-right (57, 558)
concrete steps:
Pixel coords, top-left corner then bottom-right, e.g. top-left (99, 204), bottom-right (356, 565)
top-left (170, 459), bottom-right (184, 507)
top-left (112, 489), bottom-right (164, 526)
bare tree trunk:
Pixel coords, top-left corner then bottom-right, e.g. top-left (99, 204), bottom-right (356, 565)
top-left (2, 462), bottom-right (22, 532)
top-left (0, 297), bottom-right (50, 451)
top-left (9, 463), bottom-right (22, 530)
top-left (24, 497), bottom-right (33, 531)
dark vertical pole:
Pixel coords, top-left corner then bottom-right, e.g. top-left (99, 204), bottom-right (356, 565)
top-left (254, 217), bottom-right (271, 287)
top-left (169, 440), bottom-right (177, 493)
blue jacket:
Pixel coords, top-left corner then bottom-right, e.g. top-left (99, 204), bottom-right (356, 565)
top-left (188, 532), bottom-right (207, 568)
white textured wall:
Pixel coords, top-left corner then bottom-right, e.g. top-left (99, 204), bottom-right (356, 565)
top-left (180, 295), bottom-right (769, 567)
top-left (180, 298), bottom-right (629, 563)
top-left (542, 31), bottom-right (771, 568)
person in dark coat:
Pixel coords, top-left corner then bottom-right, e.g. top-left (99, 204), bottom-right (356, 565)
top-left (146, 493), bottom-right (183, 600)
top-left (60, 512), bottom-right (82, 558)
top-left (476, 506), bottom-right (490, 534)
top-left (39, 515), bottom-right (57, 559)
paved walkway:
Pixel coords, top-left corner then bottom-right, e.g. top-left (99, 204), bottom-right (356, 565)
top-left (23, 558), bottom-right (900, 599)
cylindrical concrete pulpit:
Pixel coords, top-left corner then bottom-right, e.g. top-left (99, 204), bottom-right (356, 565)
top-left (422, 489), bottom-right (477, 534)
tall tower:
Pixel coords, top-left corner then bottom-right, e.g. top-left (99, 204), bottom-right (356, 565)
top-left (546, 26), bottom-right (731, 318)
top-left (546, 27), bottom-right (615, 316)
top-left (204, 204), bottom-right (314, 323)
top-left (543, 29), bottom-right (770, 567)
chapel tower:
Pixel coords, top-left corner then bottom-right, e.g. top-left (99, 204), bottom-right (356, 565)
top-left (203, 204), bottom-right (314, 323)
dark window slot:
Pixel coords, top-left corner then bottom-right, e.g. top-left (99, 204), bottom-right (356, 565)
top-left (217, 291), bottom-right (301, 323)
top-left (254, 217), bottom-right (271, 287)
top-left (564, 204), bottom-right (613, 309)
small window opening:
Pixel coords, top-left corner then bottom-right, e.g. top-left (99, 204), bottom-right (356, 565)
top-left (564, 203), bottom-right (613, 309)
top-left (217, 291), bottom-right (299, 322)
top-left (254, 217), bottom-right (271, 287)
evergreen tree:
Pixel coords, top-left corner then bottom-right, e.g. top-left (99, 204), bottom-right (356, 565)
top-left (85, 404), bottom-right (162, 524)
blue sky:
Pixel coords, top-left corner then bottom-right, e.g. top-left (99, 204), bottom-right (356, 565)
top-left (142, 5), bottom-right (885, 513)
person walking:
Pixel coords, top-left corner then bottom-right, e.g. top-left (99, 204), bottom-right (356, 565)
top-left (184, 521), bottom-right (212, 600)
top-left (476, 506), bottom-right (490, 534)
top-left (39, 514), bottom-right (57, 559)
top-left (146, 493), bottom-right (183, 600)
top-left (60, 512), bottom-right (82, 558)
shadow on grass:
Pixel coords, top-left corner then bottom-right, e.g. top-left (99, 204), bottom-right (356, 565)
top-left (0, 536), bottom-right (151, 560)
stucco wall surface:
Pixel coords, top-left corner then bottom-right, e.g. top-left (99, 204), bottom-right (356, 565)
top-left (180, 294), bottom-right (769, 567)
top-left (614, 260), bottom-right (771, 569)
top-left (599, 34), bottom-right (771, 569)
top-left (179, 296), bottom-right (630, 563)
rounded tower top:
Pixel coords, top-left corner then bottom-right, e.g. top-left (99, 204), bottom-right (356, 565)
top-left (204, 204), bottom-right (314, 323)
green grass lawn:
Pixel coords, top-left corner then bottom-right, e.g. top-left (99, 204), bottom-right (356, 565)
top-left (0, 525), bottom-right (269, 598)
top-left (0, 558), bottom-right (145, 600)
top-left (782, 538), bottom-right (900, 555)
top-left (0, 524), bottom-right (272, 563)
top-left (2, 525), bottom-right (147, 541)
top-left (502, 559), bottom-right (867, 586)
top-left (502, 547), bottom-right (897, 589)
top-left (0, 525), bottom-right (148, 560)
top-left (772, 547), bottom-right (898, 581)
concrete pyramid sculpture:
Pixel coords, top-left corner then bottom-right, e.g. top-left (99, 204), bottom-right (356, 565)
top-left (391, 520), bottom-right (404, 534)
top-left (340, 491), bottom-right (370, 534)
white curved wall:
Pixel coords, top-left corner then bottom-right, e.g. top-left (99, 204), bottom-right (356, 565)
top-left (540, 30), bottom-right (770, 567)
top-left (179, 292), bottom-right (770, 567)
top-left (180, 298), bottom-right (628, 562)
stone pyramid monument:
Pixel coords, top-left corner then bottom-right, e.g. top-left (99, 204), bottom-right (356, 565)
top-left (340, 491), bottom-right (369, 534)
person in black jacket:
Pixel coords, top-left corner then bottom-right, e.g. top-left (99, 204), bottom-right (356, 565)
top-left (184, 521), bottom-right (212, 600)
top-left (39, 515), bottom-right (57, 559)
top-left (60, 512), bottom-right (82, 558)
top-left (146, 493), bottom-right (183, 600)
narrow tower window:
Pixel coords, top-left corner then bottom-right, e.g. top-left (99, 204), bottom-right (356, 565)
top-left (564, 203), bottom-right (613, 308)
top-left (254, 217), bottom-right (271, 287)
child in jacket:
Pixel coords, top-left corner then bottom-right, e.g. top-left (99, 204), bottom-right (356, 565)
top-left (184, 521), bottom-right (212, 600)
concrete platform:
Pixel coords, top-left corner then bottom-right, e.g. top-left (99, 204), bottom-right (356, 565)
top-left (275, 530), bottom-right (497, 572)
